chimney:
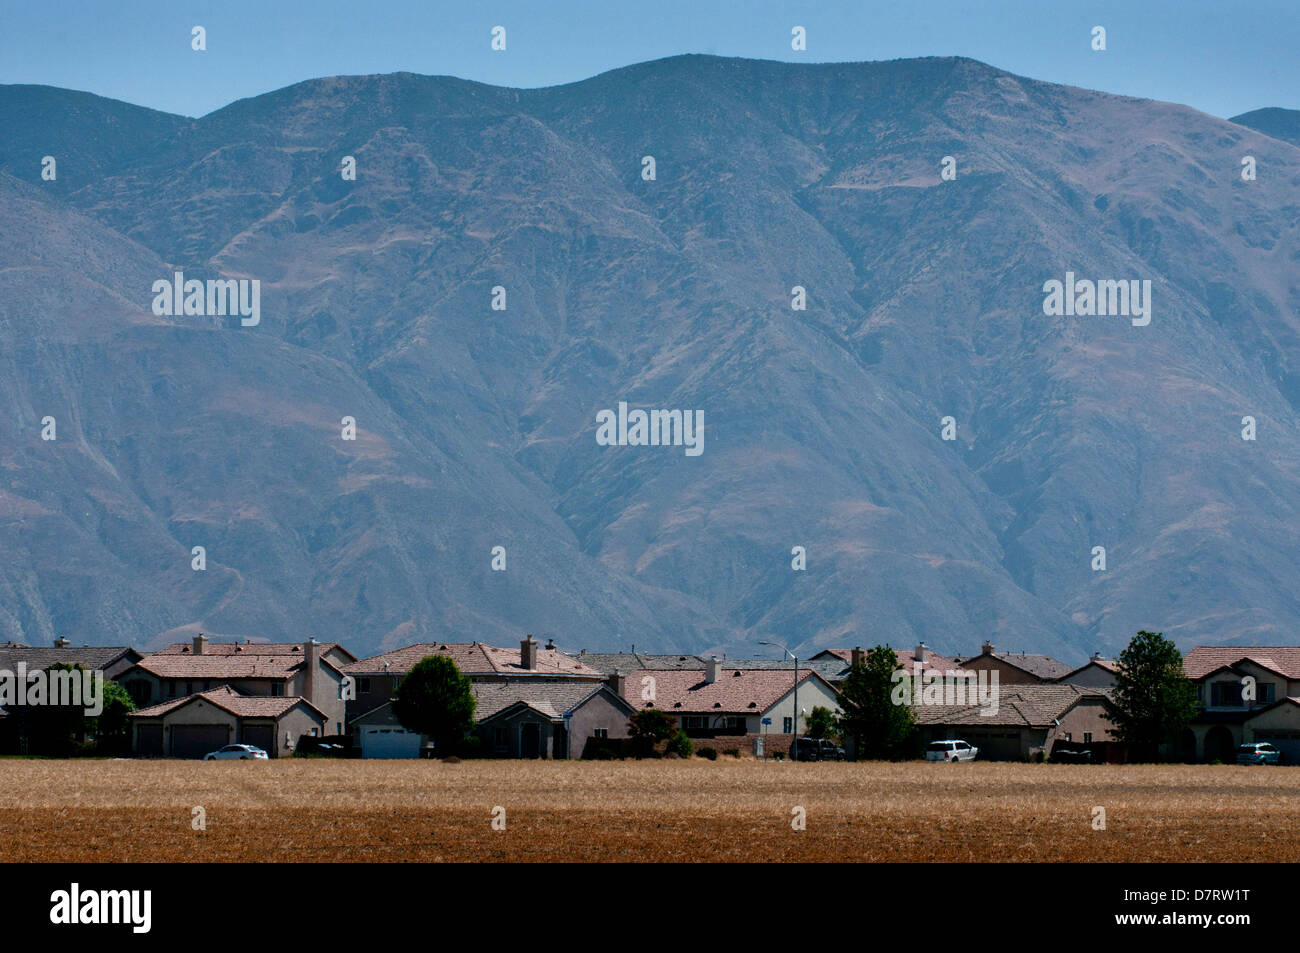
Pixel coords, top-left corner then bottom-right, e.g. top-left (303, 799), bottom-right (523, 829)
top-left (545, 637), bottom-right (556, 651)
top-left (851, 646), bottom-right (865, 668)
top-left (193, 633), bottom-right (208, 655)
top-left (914, 643), bottom-right (930, 664)
top-left (521, 635), bottom-right (538, 671)
top-left (705, 656), bottom-right (722, 684)
top-left (608, 669), bottom-right (627, 697)
top-left (54, 637), bottom-right (70, 649)
top-left (981, 641), bottom-right (995, 655)
top-left (303, 639), bottom-right (318, 703)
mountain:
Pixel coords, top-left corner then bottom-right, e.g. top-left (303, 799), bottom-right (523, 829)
top-left (1, 56), bottom-right (1297, 662)
top-left (1231, 107), bottom-right (1300, 147)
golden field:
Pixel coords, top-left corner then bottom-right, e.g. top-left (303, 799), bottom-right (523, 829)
top-left (0, 759), bottom-right (1295, 862)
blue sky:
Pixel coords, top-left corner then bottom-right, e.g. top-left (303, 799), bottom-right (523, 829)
top-left (0, 0), bottom-right (1294, 118)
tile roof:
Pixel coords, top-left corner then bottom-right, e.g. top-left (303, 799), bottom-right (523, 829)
top-left (343, 642), bottom-right (605, 678)
top-left (153, 641), bottom-right (345, 657)
top-left (802, 647), bottom-right (970, 680)
top-left (473, 681), bottom-right (621, 721)
top-left (1182, 646), bottom-right (1300, 680)
top-left (128, 685), bottom-right (320, 720)
top-left (959, 652), bottom-right (1075, 680)
top-left (578, 652), bottom-right (707, 672)
top-left (1059, 657), bottom-right (1120, 680)
top-left (913, 684), bottom-right (1107, 728)
top-left (619, 668), bottom-right (828, 715)
top-left (134, 654), bottom-right (301, 679)
top-left (0, 646), bottom-right (138, 673)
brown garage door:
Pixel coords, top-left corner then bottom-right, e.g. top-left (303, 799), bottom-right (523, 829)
top-left (171, 724), bottom-right (231, 759)
top-left (137, 724), bottom-right (164, 757)
top-left (242, 724), bottom-right (276, 756)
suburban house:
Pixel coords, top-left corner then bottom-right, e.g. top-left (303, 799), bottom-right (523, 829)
top-left (0, 640), bottom-right (144, 755)
top-left (117, 636), bottom-right (354, 738)
top-left (913, 683), bottom-right (1113, 760)
top-left (1180, 645), bottom-right (1300, 763)
top-left (1058, 654), bottom-right (1120, 690)
top-left (342, 637), bottom-right (626, 758)
top-left (584, 650), bottom-right (849, 684)
top-left (807, 645), bottom-right (977, 691)
top-left (128, 686), bottom-right (328, 758)
top-left (618, 658), bottom-right (841, 754)
top-left (957, 642), bottom-right (1074, 684)
top-left (473, 680), bottom-right (636, 759)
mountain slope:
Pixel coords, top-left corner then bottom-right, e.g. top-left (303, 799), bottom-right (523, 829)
top-left (2, 56), bottom-right (1297, 660)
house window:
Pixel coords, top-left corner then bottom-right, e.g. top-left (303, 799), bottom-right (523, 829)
top-left (594, 728), bottom-right (609, 739)
top-left (1063, 732), bottom-right (1072, 741)
top-left (1260, 684), bottom-right (1276, 704)
top-left (271, 683), bottom-right (285, 697)
top-left (783, 717), bottom-right (793, 734)
top-left (492, 726), bottom-right (507, 752)
top-left (1083, 732), bottom-right (1093, 743)
top-left (336, 722), bottom-right (342, 734)
top-left (1211, 682), bottom-right (1243, 707)
top-left (358, 678), bottom-right (371, 693)
top-left (167, 682), bottom-right (177, 698)
top-left (683, 716), bottom-right (708, 731)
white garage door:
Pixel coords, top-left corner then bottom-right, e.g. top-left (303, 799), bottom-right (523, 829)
top-left (361, 726), bottom-right (421, 759)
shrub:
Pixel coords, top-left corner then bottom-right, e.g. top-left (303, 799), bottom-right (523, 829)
top-left (666, 730), bottom-right (694, 758)
top-left (697, 746), bottom-right (718, 761)
top-left (727, 748), bottom-right (741, 758)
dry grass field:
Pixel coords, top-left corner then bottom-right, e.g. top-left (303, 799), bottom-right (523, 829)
top-left (0, 758), bottom-right (1296, 862)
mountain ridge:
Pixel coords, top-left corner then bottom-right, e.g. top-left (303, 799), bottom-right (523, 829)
top-left (1, 55), bottom-right (1297, 663)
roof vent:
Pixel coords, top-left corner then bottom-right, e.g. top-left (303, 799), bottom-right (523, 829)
top-left (732, 670), bottom-right (742, 677)
top-left (713, 702), bottom-right (722, 708)
top-left (674, 702), bottom-right (682, 708)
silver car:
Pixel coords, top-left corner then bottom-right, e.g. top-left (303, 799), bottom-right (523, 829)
top-left (925, 739), bottom-right (978, 762)
top-left (204, 744), bottom-right (269, 761)
top-left (1236, 742), bottom-right (1282, 765)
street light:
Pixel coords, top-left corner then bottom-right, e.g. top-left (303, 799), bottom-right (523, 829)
top-left (759, 639), bottom-right (800, 761)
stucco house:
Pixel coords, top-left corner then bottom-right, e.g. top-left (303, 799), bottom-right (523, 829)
top-left (913, 684), bottom-right (1112, 760)
top-left (618, 658), bottom-right (841, 753)
top-left (118, 635), bottom-right (353, 737)
top-left (129, 685), bottom-right (328, 758)
top-left (956, 642), bottom-right (1074, 684)
top-left (1180, 646), bottom-right (1300, 762)
top-left (1057, 654), bottom-right (1120, 690)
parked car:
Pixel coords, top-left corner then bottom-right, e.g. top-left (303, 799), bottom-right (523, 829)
top-left (793, 737), bottom-right (846, 761)
top-left (1051, 746), bottom-right (1094, 764)
top-left (204, 744), bottom-right (269, 761)
top-left (1236, 742), bottom-right (1282, 765)
top-left (924, 739), bottom-right (978, 762)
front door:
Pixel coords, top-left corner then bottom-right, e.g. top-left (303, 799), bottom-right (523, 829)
top-left (521, 722), bottom-right (540, 759)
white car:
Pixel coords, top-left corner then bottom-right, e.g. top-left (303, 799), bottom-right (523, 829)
top-left (925, 739), bottom-right (978, 762)
top-left (204, 744), bottom-right (269, 761)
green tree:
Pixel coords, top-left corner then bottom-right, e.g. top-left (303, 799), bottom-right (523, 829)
top-left (806, 705), bottom-right (838, 739)
top-left (627, 708), bottom-right (678, 757)
top-left (1104, 630), bottom-right (1198, 760)
top-left (83, 679), bottom-right (136, 754)
top-left (837, 646), bottom-right (915, 760)
top-left (392, 656), bottom-right (477, 756)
